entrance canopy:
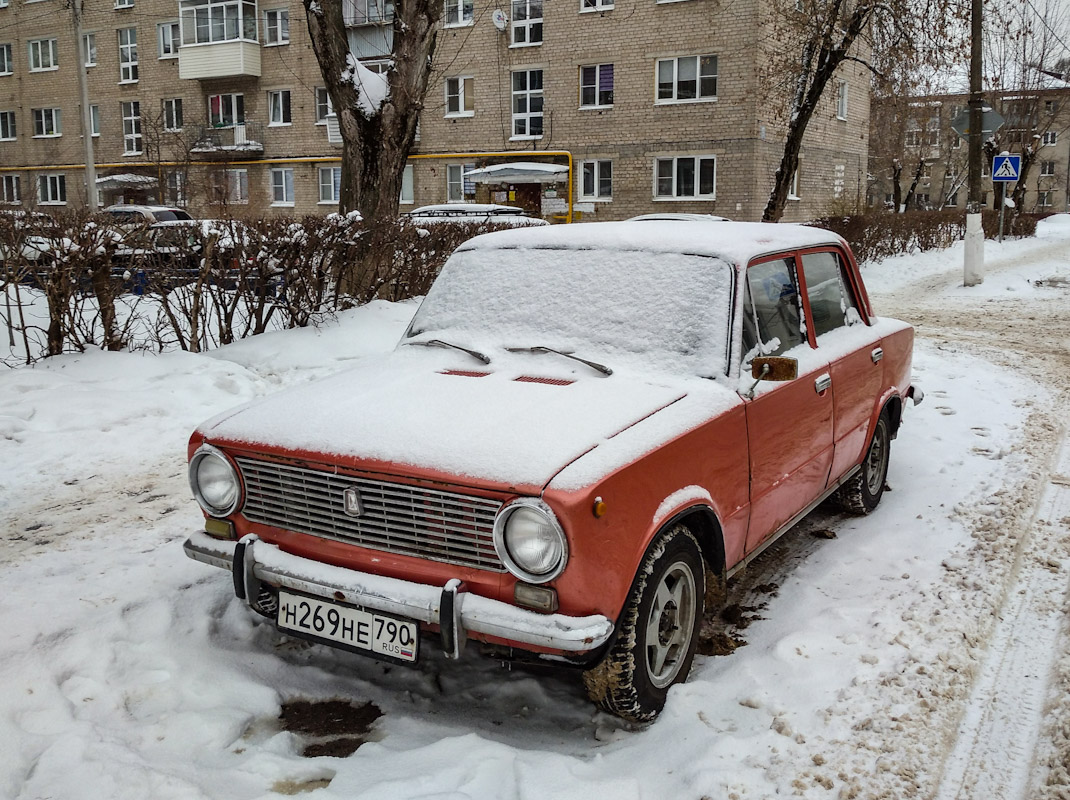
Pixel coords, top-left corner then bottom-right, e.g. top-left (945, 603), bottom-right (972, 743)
top-left (462, 162), bottom-right (569, 184)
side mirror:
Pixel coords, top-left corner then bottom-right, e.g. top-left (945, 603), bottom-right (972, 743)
top-left (751, 356), bottom-right (798, 382)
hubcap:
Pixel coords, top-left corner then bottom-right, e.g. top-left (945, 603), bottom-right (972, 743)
top-left (644, 561), bottom-right (697, 689)
top-left (865, 421), bottom-right (888, 495)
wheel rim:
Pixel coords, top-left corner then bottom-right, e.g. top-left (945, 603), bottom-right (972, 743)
top-left (644, 561), bottom-right (697, 689)
top-left (865, 420), bottom-right (889, 496)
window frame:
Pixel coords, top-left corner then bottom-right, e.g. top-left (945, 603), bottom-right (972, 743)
top-left (83, 33), bottom-right (97, 67)
top-left (29, 38), bottom-right (58, 72)
top-left (0, 110), bottom-right (14, 141)
top-left (180, 0), bottom-right (259, 45)
top-left (267, 89), bottom-right (291, 125)
top-left (653, 154), bottom-right (716, 200)
top-left (318, 166), bottom-right (341, 204)
top-left (270, 166), bottom-right (295, 205)
top-left (742, 255), bottom-right (806, 360)
top-left (510, 68), bottom-right (544, 140)
top-left (208, 92), bottom-right (245, 127)
top-left (0, 174), bottom-right (20, 205)
top-left (446, 162), bottom-right (475, 202)
top-left (835, 79), bottom-right (848, 120)
top-left (32, 107), bottom-right (61, 138)
top-left (400, 163), bottom-right (414, 205)
top-left (314, 87), bottom-right (333, 124)
top-left (1040, 160), bottom-right (1056, 177)
top-left (510, 0), bottom-right (543, 46)
top-left (578, 159), bottom-right (612, 201)
top-left (118, 27), bottom-right (138, 83)
top-left (121, 100), bottom-right (142, 155)
top-left (0, 44), bottom-right (11, 76)
top-left (580, 0), bottom-right (613, 11)
top-left (443, 0), bottom-right (473, 27)
top-left (579, 63), bottom-right (613, 109)
top-left (162, 98), bottom-right (183, 131)
top-left (444, 75), bottom-right (474, 117)
top-left (1038, 190), bottom-right (1053, 207)
top-left (90, 104), bottom-right (100, 136)
top-left (211, 167), bottom-right (249, 204)
top-left (798, 249), bottom-right (861, 340)
top-left (158, 21), bottom-right (180, 58)
top-left (115, 0), bottom-right (134, 9)
top-left (655, 54), bottom-right (717, 104)
top-left (264, 8), bottom-right (289, 45)
top-left (38, 173), bottom-right (66, 205)
top-left (1042, 130), bottom-right (1058, 146)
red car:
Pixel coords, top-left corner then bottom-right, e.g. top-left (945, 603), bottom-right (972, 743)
top-left (184, 220), bottom-right (920, 722)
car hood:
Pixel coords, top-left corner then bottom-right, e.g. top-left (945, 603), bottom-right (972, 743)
top-left (198, 348), bottom-right (738, 492)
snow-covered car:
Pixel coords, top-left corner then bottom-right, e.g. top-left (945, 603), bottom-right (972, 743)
top-left (629, 213), bottom-right (731, 222)
top-left (0, 210), bottom-right (61, 274)
top-left (183, 220), bottom-right (921, 721)
top-left (102, 204), bottom-right (193, 228)
top-left (403, 203), bottom-right (548, 227)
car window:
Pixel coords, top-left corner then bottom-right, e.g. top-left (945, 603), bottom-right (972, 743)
top-left (801, 251), bottom-right (860, 337)
top-left (742, 257), bottom-right (805, 359)
top-left (107, 211), bottom-right (144, 225)
top-left (155, 210), bottom-right (192, 222)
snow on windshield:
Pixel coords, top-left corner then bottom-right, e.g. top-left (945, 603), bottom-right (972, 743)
top-left (407, 247), bottom-right (734, 377)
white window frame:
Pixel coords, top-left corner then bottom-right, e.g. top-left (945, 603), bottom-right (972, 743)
top-left (158, 21), bottom-right (180, 58)
top-left (32, 107), bottom-right (61, 138)
top-left (180, 0), bottom-right (259, 44)
top-left (211, 168), bottom-right (248, 203)
top-left (314, 87), bottom-right (333, 123)
top-left (318, 166), bottom-right (341, 203)
top-left (163, 98), bottom-right (183, 131)
top-left (29, 38), bottom-right (58, 72)
top-left (1, 175), bottom-right (20, 205)
top-left (264, 8), bottom-right (289, 44)
top-left (115, 0), bottom-right (134, 8)
top-left (400, 163), bottom-right (414, 204)
top-left (208, 92), bottom-right (244, 126)
top-left (446, 162), bottom-right (475, 202)
top-left (653, 154), bottom-right (716, 200)
top-left (580, 0), bottom-right (613, 11)
top-left (270, 167), bottom-right (294, 205)
top-left (90, 104), bottom-right (100, 136)
top-left (836, 80), bottom-right (848, 120)
top-left (267, 89), bottom-right (291, 125)
top-left (1043, 130), bottom-right (1058, 146)
top-left (788, 168), bottom-right (800, 199)
top-left (118, 28), bottom-right (138, 83)
top-left (511, 68), bottom-right (543, 140)
top-left (1038, 190), bottom-right (1053, 207)
top-left (121, 100), bottom-right (142, 155)
top-left (0, 110), bottom-right (14, 140)
top-left (578, 159), bottom-right (612, 201)
top-left (164, 171), bottom-right (187, 206)
top-left (579, 63), bottom-right (613, 108)
top-left (83, 34), bottom-right (97, 67)
top-left (38, 173), bottom-right (66, 205)
top-left (655, 54), bottom-right (717, 104)
top-left (443, 0), bottom-right (473, 26)
top-left (445, 76), bottom-right (474, 117)
top-left (0, 44), bottom-right (11, 76)
top-left (510, 0), bottom-right (542, 46)
top-left (1040, 160), bottom-right (1056, 177)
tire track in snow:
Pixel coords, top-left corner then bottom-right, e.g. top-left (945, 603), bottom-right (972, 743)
top-left (934, 436), bottom-right (1070, 800)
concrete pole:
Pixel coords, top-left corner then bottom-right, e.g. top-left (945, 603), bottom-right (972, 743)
top-left (71, 0), bottom-right (98, 210)
top-left (964, 0), bottom-right (984, 286)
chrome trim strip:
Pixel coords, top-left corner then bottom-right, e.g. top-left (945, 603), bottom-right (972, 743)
top-left (184, 532), bottom-right (612, 653)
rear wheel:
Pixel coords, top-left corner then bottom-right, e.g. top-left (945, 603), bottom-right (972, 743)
top-left (583, 525), bottom-right (704, 722)
top-left (833, 411), bottom-right (891, 515)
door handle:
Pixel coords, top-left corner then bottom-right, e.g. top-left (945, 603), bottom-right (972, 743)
top-left (871, 347), bottom-right (884, 364)
top-left (814, 374), bottom-right (832, 393)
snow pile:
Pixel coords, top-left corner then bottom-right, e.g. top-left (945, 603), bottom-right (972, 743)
top-left (341, 54), bottom-right (389, 117)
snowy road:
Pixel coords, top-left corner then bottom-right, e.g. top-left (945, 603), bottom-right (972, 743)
top-left (2, 221), bottom-right (1070, 800)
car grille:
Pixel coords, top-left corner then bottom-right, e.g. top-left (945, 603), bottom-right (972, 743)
top-left (236, 457), bottom-right (505, 572)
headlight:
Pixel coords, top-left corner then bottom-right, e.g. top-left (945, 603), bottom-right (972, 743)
top-left (493, 500), bottom-right (568, 583)
top-left (189, 444), bottom-right (241, 517)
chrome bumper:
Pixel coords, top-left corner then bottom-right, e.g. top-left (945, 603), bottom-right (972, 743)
top-left (183, 531), bottom-right (613, 656)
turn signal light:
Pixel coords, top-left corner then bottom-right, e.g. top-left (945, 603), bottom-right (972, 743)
top-left (592, 496), bottom-right (607, 518)
top-left (514, 582), bottom-right (559, 613)
top-left (204, 518), bottom-right (236, 540)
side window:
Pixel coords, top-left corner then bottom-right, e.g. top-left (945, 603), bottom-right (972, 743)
top-left (742, 257), bottom-right (805, 359)
top-left (800, 251), bottom-right (859, 337)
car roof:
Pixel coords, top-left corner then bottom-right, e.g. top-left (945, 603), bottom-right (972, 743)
top-left (456, 220), bottom-right (847, 265)
top-left (407, 203), bottom-right (530, 216)
top-left (104, 204), bottom-right (186, 213)
top-left (628, 213), bottom-right (731, 222)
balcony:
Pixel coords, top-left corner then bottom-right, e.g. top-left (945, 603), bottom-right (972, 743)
top-left (178, 40), bottom-right (261, 80)
top-left (191, 122), bottom-right (265, 159)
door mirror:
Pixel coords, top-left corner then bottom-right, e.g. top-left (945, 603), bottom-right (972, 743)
top-left (751, 356), bottom-right (798, 382)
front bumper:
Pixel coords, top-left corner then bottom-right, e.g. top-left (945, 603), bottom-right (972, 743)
top-left (183, 531), bottom-right (614, 657)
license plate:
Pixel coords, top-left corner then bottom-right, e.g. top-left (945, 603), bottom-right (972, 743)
top-left (277, 590), bottom-right (419, 663)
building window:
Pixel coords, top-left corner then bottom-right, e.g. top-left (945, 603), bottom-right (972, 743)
top-left (118, 28), bottom-right (138, 82)
top-left (579, 159), bottom-right (612, 200)
top-left (511, 68), bottom-right (543, 139)
top-left (1043, 130), bottom-right (1058, 146)
top-left (1040, 160), bottom-right (1056, 176)
top-left (211, 168), bottom-right (248, 203)
top-left (905, 121), bottom-right (921, 147)
top-left (446, 163), bottom-right (475, 201)
top-left (656, 54), bottom-right (717, 103)
top-left (1, 175), bottom-right (20, 204)
top-left (946, 191), bottom-right (958, 207)
top-left (319, 166), bottom-right (341, 203)
top-left (83, 34), bottom-right (97, 66)
top-left (164, 171), bottom-right (186, 205)
top-left (1045, 100), bottom-right (1057, 115)
top-left (115, 0), bottom-right (134, 8)
top-left (264, 9), bottom-right (289, 43)
top-left (1038, 190), bottom-right (1053, 207)
top-left (180, 0), bottom-right (259, 45)
top-left (314, 87), bottom-right (333, 123)
top-left (270, 167), bottom-right (294, 205)
top-left (163, 98), bottom-right (183, 131)
top-left (209, 93), bottom-right (244, 126)
top-left (925, 116), bottom-right (939, 146)
top-left (444, 0), bottom-right (473, 26)
top-left (0, 110), bottom-right (14, 140)
top-left (836, 80), bottom-right (848, 120)
top-left (0, 44), bottom-right (11, 75)
top-left (32, 107), bottom-right (61, 137)
top-left (268, 89), bottom-right (291, 125)
top-left (400, 163), bottom-right (414, 204)
top-left (445, 76), bottom-right (474, 116)
top-left (344, 0), bottom-right (395, 25)
top-left (90, 104), bottom-right (100, 136)
top-left (158, 21), bottom-right (180, 57)
top-left (788, 168), bottom-right (800, 199)
top-left (654, 155), bottom-right (716, 199)
top-left (951, 135), bottom-right (962, 149)
top-left (581, 0), bottom-right (613, 10)
top-left (580, 63), bottom-right (613, 108)
top-left (29, 38), bottom-right (58, 72)
top-left (121, 101), bottom-right (142, 154)
top-left (38, 173), bottom-right (66, 205)
top-left (511, 0), bottom-right (542, 45)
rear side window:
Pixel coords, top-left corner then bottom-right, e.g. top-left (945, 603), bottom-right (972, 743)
top-left (107, 210), bottom-right (144, 225)
top-left (155, 209), bottom-right (192, 221)
top-left (742, 257), bottom-right (805, 359)
top-left (801, 251), bottom-right (860, 337)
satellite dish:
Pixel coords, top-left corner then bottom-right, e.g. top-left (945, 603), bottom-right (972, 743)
top-left (492, 8), bottom-right (508, 30)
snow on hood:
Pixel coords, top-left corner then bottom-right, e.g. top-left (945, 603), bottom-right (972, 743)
top-left (198, 348), bottom-right (739, 491)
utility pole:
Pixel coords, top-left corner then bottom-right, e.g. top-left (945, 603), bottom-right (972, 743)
top-left (963, 0), bottom-right (984, 285)
top-left (71, 0), bottom-right (98, 210)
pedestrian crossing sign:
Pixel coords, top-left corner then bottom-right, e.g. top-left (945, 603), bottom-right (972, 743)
top-left (992, 155), bottom-right (1021, 182)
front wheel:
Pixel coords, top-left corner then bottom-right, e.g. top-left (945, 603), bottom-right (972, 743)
top-left (832, 411), bottom-right (891, 515)
top-left (582, 525), bottom-right (704, 723)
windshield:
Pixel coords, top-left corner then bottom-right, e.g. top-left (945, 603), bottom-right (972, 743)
top-left (407, 247), bottom-right (734, 377)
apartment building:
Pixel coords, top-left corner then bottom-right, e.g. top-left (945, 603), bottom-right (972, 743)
top-left (868, 81), bottom-right (1070, 213)
top-left (0, 0), bottom-right (871, 221)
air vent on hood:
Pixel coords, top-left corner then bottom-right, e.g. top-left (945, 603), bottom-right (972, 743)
top-left (513, 376), bottom-right (575, 386)
top-left (439, 370), bottom-right (491, 378)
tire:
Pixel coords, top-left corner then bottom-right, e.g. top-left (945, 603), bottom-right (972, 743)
top-left (582, 524), bottom-right (704, 723)
top-left (832, 410), bottom-right (891, 515)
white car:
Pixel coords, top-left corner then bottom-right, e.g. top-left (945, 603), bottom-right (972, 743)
top-left (629, 213), bottom-right (730, 222)
top-left (102, 204), bottom-right (193, 228)
top-left (404, 204), bottom-right (548, 227)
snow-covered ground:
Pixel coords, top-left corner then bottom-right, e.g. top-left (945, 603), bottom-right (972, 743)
top-left (2, 219), bottom-right (1070, 800)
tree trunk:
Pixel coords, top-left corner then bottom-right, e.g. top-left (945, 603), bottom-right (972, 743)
top-left (903, 159), bottom-right (925, 211)
top-left (892, 160), bottom-right (903, 212)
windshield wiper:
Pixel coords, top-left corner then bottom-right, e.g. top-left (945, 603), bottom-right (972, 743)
top-left (405, 338), bottom-right (491, 364)
top-left (506, 346), bottom-right (613, 376)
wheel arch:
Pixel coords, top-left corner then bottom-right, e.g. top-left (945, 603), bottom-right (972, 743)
top-left (658, 505), bottom-right (726, 578)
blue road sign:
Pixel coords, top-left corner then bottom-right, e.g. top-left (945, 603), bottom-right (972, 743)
top-left (992, 154), bottom-right (1021, 182)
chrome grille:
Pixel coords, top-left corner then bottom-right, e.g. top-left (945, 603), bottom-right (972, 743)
top-left (236, 457), bottom-right (505, 572)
